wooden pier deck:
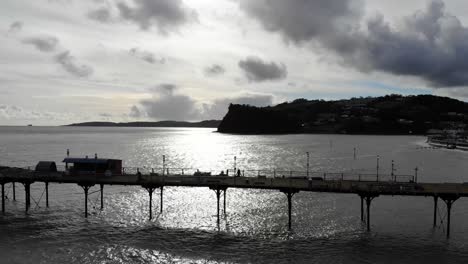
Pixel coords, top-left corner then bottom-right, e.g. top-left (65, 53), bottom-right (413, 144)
top-left (1, 167), bottom-right (467, 238)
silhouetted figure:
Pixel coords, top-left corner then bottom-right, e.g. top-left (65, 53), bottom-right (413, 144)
top-left (137, 169), bottom-right (142, 181)
top-left (237, 169), bottom-right (241, 177)
top-left (220, 170), bottom-right (225, 176)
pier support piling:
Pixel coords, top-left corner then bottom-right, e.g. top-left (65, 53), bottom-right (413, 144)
top-left (23, 182), bottom-right (31, 212)
top-left (160, 186), bottom-right (163, 214)
top-left (360, 196), bottom-right (364, 222)
top-left (1, 183), bottom-right (5, 213)
top-left (433, 196), bottom-right (438, 228)
top-left (440, 195), bottom-right (459, 238)
top-left (12, 182), bottom-right (16, 201)
top-left (210, 187), bottom-right (227, 225)
top-left (281, 189), bottom-right (299, 230)
top-left (216, 189), bottom-right (221, 225)
top-left (145, 187), bottom-right (155, 220)
top-left (45, 182), bottom-right (49, 208)
top-left (223, 188), bottom-right (227, 215)
top-left (100, 184), bottom-right (104, 210)
top-left (79, 184), bottom-right (94, 218)
top-left (359, 193), bottom-right (378, 231)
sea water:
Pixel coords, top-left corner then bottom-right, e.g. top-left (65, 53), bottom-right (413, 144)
top-left (0, 126), bottom-right (468, 264)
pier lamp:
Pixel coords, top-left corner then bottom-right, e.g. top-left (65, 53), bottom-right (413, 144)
top-left (234, 156), bottom-right (237, 172)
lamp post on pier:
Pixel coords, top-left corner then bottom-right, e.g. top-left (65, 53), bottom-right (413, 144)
top-left (234, 156), bottom-right (237, 173)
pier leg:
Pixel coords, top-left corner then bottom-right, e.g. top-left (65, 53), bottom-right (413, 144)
top-left (210, 187), bottom-right (227, 226)
top-left (287, 192), bottom-right (293, 230)
top-left (12, 182), bottom-right (16, 201)
top-left (45, 182), bottom-right (49, 208)
top-left (361, 194), bottom-right (378, 232)
top-left (80, 185), bottom-right (92, 218)
top-left (23, 183), bottom-right (31, 212)
top-left (160, 186), bottom-right (163, 214)
top-left (1, 183), bottom-right (4, 213)
top-left (216, 189), bottom-right (221, 225)
top-left (280, 189), bottom-right (298, 230)
top-left (447, 201), bottom-right (452, 238)
top-left (366, 197), bottom-right (371, 231)
top-left (360, 195), bottom-right (364, 222)
top-left (145, 187), bottom-right (155, 220)
top-left (440, 196), bottom-right (459, 238)
top-left (100, 184), bottom-right (104, 210)
top-left (223, 189), bottom-right (226, 215)
top-left (433, 196), bottom-right (438, 228)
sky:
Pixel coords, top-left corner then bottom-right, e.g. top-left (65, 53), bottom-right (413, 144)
top-left (1, 0), bottom-right (468, 125)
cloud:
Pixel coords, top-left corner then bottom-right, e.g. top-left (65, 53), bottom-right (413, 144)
top-left (110, 0), bottom-right (196, 33)
top-left (21, 36), bottom-right (59, 52)
top-left (54, 51), bottom-right (93, 77)
top-left (204, 64), bottom-right (225, 77)
top-left (237, 0), bottom-right (468, 88)
top-left (138, 84), bottom-right (199, 120)
top-left (132, 84), bottom-right (274, 121)
top-left (238, 56), bottom-right (287, 82)
top-left (129, 105), bottom-right (141, 118)
top-left (201, 94), bottom-right (273, 120)
top-left (87, 7), bottom-right (111, 22)
top-left (9, 21), bottom-right (23, 33)
top-left (0, 104), bottom-right (73, 122)
top-left (129, 48), bottom-right (165, 64)
top-left (237, 0), bottom-right (362, 44)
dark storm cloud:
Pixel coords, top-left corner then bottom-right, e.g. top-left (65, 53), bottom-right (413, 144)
top-left (237, 0), bottom-right (362, 44)
top-left (238, 56), bottom-right (287, 82)
top-left (204, 64), bottom-right (225, 77)
top-left (129, 48), bottom-right (165, 64)
top-left (9, 21), bottom-right (23, 33)
top-left (114, 0), bottom-right (196, 33)
top-left (54, 51), bottom-right (93, 77)
top-left (87, 7), bottom-right (111, 22)
top-left (237, 0), bottom-right (468, 88)
top-left (139, 84), bottom-right (199, 120)
top-left (21, 36), bottom-right (59, 52)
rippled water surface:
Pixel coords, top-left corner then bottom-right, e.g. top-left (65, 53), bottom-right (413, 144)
top-left (1, 126), bottom-right (468, 264)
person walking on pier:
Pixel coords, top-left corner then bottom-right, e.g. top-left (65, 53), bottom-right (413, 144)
top-left (237, 169), bottom-right (241, 177)
top-left (137, 169), bottom-right (142, 181)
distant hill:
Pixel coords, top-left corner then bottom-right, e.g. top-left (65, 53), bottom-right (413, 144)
top-left (67, 120), bottom-right (221, 128)
top-left (217, 95), bottom-right (468, 134)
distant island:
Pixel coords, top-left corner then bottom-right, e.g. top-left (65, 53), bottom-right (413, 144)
top-left (218, 94), bottom-right (468, 135)
top-left (67, 120), bottom-right (221, 128)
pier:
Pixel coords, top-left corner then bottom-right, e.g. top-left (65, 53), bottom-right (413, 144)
top-left (1, 166), bottom-right (467, 238)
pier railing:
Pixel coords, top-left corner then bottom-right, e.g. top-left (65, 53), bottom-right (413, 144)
top-left (18, 165), bottom-right (416, 183)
